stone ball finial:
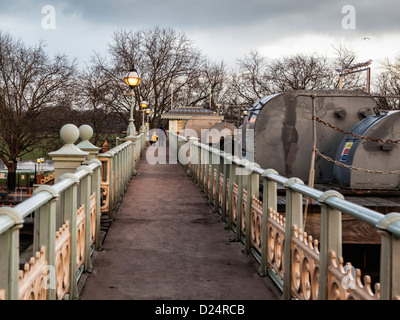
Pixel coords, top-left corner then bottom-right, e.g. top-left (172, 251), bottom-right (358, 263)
top-left (60, 124), bottom-right (80, 144)
top-left (79, 125), bottom-right (93, 142)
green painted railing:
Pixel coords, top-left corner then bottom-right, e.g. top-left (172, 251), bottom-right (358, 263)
top-left (172, 133), bottom-right (400, 300)
top-left (0, 132), bottom-right (143, 300)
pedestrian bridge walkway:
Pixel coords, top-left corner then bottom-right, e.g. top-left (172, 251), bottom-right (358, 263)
top-left (79, 146), bottom-right (279, 300)
top-left (0, 126), bottom-right (399, 301)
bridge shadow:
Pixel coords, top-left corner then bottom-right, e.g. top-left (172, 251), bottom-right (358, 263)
top-left (79, 142), bottom-right (280, 300)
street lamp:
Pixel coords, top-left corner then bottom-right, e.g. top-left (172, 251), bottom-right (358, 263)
top-left (145, 109), bottom-right (151, 127)
top-left (139, 100), bottom-right (148, 131)
top-left (36, 158), bottom-right (44, 184)
top-left (124, 64), bottom-right (141, 137)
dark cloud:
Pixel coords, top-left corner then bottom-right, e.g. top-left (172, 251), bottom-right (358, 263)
top-left (0, 0), bottom-right (399, 65)
top-left (2, 0), bottom-right (400, 37)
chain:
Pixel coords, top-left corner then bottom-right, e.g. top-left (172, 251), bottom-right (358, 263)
top-left (313, 116), bottom-right (400, 144)
top-left (314, 148), bottom-right (400, 175)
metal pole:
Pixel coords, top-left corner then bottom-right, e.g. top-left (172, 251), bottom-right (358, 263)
top-left (367, 68), bottom-right (371, 93)
top-left (130, 89), bottom-right (134, 121)
top-left (171, 83), bottom-right (174, 110)
top-left (304, 94), bottom-right (316, 226)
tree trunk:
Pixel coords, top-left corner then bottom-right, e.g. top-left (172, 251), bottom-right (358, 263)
top-left (6, 160), bottom-right (17, 192)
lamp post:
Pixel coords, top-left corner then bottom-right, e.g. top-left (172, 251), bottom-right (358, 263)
top-left (139, 100), bottom-right (148, 132)
top-left (36, 157), bottom-right (44, 184)
top-left (124, 64), bottom-right (141, 137)
top-left (145, 109), bottom-right (151, 127)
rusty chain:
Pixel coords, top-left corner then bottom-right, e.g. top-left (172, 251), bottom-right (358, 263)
top-left (313, 116), bottom-right (400, 144)
top-left (314, 148), bottom-right (400, 175)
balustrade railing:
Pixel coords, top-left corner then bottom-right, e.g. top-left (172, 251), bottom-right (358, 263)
top-left (0, 129), bottom-right (143, 300)
top-left (173, 133), bottom-right (400, 300)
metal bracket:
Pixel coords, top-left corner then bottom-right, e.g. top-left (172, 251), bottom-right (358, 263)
top-left (318, 190), bottom-right (345, 203)
top-left (283, 177), bottom-right (304, 188)
top-left (261, 168), bottom-right (279, 178)
top-left (223, 153), bottom-right (233, 164)
top-left (33, 185), bottom-right (59, 198)
top-left (88, 159), bottom-right (102, 167)
top-left (245, 162), bottom-right (260, 173)
top-left (76, 165), bottom-right (93, 175)
top-left (237, 159), bottom-right (250, 167)
top-left (0, 207), bottom-right (24, 225)
top-left (188, 137), bottom-right (199, 143)
top-left (59, 172), bottom-right (80, 185)
top-left (376, 212), bottom-right (400, 232)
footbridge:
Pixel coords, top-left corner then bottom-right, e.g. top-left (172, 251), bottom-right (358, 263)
top-left (0, 124), bottom-right (399, 301)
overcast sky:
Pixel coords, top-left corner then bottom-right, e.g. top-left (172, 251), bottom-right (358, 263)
top-left (1, 0), bottom-right (400, 70)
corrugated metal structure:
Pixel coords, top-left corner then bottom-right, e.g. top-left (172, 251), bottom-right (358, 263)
top-left (242, 90), bottom-right (381, 185)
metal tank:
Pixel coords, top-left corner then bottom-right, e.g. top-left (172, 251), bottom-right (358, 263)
top-left (333, 110), bottom-right (400, 190)
top-left (242, 90), bottom-right (378, 183)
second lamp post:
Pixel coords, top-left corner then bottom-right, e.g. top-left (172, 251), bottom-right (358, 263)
top-left (124, 64), bottom-right (141, 137)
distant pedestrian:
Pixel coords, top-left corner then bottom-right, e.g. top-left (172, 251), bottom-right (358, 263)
top-left (151, 132), bottom-right (158, 145)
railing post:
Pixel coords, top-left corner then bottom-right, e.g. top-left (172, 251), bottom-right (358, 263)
top-left (198, 145), bottom-right (204, 192)
top-left (201, 145), bottom-right (207, 194)
top-left (259, 169), bottom-right (278, 276)
top-left (242, 163), bottom-right (252, 253)
top-left (203, 146), bottom-right (210, 199)
top-left (76, 125), bottom-right (101, 162)
top-left (48, 124), bottom-right (89, 183)
top-left (77, 166), bottom-right (94, 274)
top-left (234, 159), bottom-right (248, 242)
top-left (109, 151), bottom-right (116, 215)
top-left (227, 156), bottom-right (239, 230)
top-left (0, 209), bottom-right (24, 300)
top-left (103, 152), bottom-right (115, 218)
top-left (59, 173), bottom-right (80, 300)
top-left (208, 147), bottom-right (216, 205)
top-left (89, 159), bottom-right (103, 251)
top-left (32, 186), bottom-right (59, 300)
top-left (188, 137), bottom-right (199, 181)
top-left (213, 151), bottom-right (223, 214)
top-left (220, 153), bottom-right (232, 222)
top-left (282, 177), bottom-right (304, 300)
top-left (317, 190), bottom-right (344, 300)
top-left (195, 142), bottom-right (201, 187)
top-left (377, 213), bottom-right (400, 300)
top-left (243, 163), bottom-right (259, 254)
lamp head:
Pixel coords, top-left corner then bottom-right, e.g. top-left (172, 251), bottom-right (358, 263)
top-left (140, 100), bottom-right (149, 108)
top-left (124, 65), bottom-right (141, 88)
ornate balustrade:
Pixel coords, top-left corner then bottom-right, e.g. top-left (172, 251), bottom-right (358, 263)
top-left (176, 134), bottom-right (400, 300)
top-left (0, 126), bottom-right (143, 300)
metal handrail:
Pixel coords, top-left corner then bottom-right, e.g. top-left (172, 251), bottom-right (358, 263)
top-left (0, 130), bottom-right (143, 300)
top-left (182, 134), bottom-right (400, 300)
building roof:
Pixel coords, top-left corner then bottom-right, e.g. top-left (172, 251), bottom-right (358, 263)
top-left (161, 106), bottom-right (216, 120)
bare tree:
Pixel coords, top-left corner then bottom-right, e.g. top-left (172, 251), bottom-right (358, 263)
top-left (268, 53), bottom-right (333, 91)
top-left (76, 62), bottom-right (125, 145)
top-left (331, 43), bottom-right (369, 90)
top-left (375, 55), bottom-right (400, 109)
top-left (0, 32), bottom-right (76, 190)
top-left (93, 27), bottom-right (219, 129)
top-left (228, 50), bottom-right (273, 105)
top-left (177, 60), bottom-right (228, 111)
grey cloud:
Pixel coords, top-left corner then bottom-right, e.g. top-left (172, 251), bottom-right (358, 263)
top-left (1, 0), bottom-right (400, 36)
top-left (0, 0), bottom-right (399, 66)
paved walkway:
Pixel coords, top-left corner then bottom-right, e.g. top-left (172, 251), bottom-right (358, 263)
top-left (79, 144), bottom-right (280, 300)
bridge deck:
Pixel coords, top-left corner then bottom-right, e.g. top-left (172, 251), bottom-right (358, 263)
top-left (79, 146), bottom-right (279, 300)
